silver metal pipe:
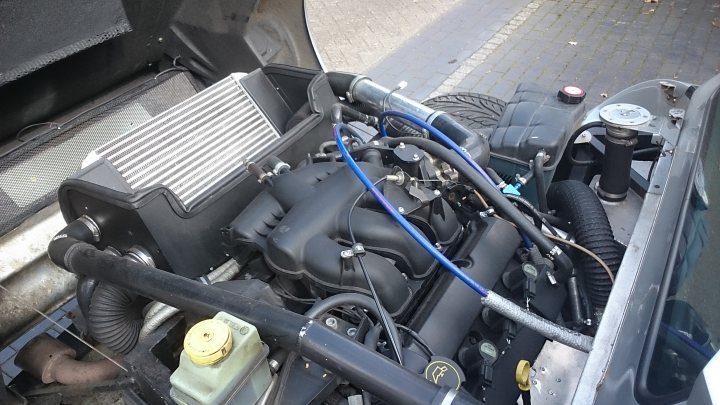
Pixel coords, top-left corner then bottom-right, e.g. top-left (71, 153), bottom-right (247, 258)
top-left (482, 291), bottom-right (594, 352)
top-left (349, 77), bottom-right (435, 121)
top-left (139, 259), bottom-right (242, 339)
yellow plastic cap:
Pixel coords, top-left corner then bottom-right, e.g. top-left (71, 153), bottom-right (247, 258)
top-left (183, 319), bottom-right (233, 366)
top-left (515, 360), bottom-right (531, 392)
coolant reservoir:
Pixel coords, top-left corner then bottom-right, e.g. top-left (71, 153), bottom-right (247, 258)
top-left (170, 312), bottom-right (272, 405)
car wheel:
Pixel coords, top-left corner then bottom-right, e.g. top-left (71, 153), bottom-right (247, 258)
top-left (423, 93), bottom-right (507, 139)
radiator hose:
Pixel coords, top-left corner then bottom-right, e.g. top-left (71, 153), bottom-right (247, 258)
top-left (547, 180), bottom-right (621, 311)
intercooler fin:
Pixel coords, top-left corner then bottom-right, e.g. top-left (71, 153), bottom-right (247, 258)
top-left (91, 74), bottom-right (281, 207)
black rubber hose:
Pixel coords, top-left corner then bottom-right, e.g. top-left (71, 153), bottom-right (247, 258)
top-left (396, 325), bottom-right (435, 357)
top-left (484, 167), bottom-right (505, 186)
top-left (327, 72), bottom-right (361, 97)
top-left (88, 281), bottom-right (143, 354)
top-left (533, 151), bottom-right (549, 213)
top-left (76, 276), bottom-right (99, 320)
top-left (564, 122), bottom-right (605, 166)
top-left (547, 180), bottom-right (622, 310)
top-left (429, 113), bottom-right (491, 167)
top-left (48, 223), bottom-right (478, 405)
top-left (383, 137), bottom-right (575, 281)
top-left (363, 324), bottom-right (383, 350)
top-left (331, 103), bottom-right (378, 126)
top-left (305, 293), bottom-right (402, 363)
top-left (504, 194), bottom-right (559, 237)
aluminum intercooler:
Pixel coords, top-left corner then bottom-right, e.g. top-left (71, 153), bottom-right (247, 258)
top-left (86, 74), bottom-right (281, 207)
top-left (57, 66), bottom-right (333, 278)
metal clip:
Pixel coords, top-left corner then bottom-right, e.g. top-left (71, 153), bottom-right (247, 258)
top-left (351, 243), bottom-right (366, 257)
top-left (340, 243), bottom-right (367, 262)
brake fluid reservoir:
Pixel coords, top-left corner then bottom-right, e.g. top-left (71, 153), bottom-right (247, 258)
top-left (170, 312), bottom-right (272, 405)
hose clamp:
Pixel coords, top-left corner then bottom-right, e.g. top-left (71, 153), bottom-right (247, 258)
top-left (347, 75), bottom-right (370, 103)
top-left (271, 161), bottom-right (291, 175)
top-left (425, 110), bottom-right (446, 126)
top-left (78, 215), bottom-right (101, 242)
top-left (126, 246), bottom-right (156, 267)
top-left (549, 246), bottom-right (563, 257)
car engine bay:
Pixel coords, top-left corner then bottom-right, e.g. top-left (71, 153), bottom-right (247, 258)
top-left (0, 58), bottom-right (686, 405)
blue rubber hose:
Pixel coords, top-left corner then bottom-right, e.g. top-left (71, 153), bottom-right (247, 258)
top-left (378, 110), bottom-right (496, 188)
top-left (336, 123), bottom-right (593, 352)
top-left (379, 110), bottom-right (534, 248)
top-left (334, 123), bottom-right (490, 297)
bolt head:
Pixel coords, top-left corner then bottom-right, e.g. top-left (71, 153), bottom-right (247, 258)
top-left (325, 317), bottom-right (338, 328)
top-left (347, 328), bottom-right (357, 337)
top-left (398, 207), bottom-right (406, 214)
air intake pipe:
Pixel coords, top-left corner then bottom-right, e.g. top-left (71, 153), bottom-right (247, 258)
top-left (326, 72), bottom-right (490, 166)
top-left (47, 220), bottom-right (479, 405)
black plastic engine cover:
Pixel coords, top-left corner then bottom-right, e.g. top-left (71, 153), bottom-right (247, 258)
top-left (223, 161), bottom-right (462, 314)
top-left (403, 217), bottom-right (522, 372)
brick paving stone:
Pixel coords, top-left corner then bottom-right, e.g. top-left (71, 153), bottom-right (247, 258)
top-left (307, 0), bottom-right (719, 107)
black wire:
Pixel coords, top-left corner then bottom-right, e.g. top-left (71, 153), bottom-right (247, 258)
top-left (632, 146), bottom-right (663, 158)
top-left (504, 194), bottom-right (560, 237)
top-left (274, 290), bottom-right (314, 303)
top-left (11, 64), bottom-right (188, 146)
top-left (348, 177), bottom-right (404, 365)
top-left (273, 285), bottom-right (365, 321)
top-left (396, 324), bottom-right (435, 358)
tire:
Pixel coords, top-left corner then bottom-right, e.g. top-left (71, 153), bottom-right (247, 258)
top-left (422, 93), bottom-right (507, 139)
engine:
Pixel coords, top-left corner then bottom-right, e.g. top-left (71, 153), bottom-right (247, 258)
top-left (41, 66), bottom-right (620, 405)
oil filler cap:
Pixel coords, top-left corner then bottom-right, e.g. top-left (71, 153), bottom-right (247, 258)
top-left (423, 356), bottom-right (466, 390)
top-left (515, 360), bottom-right (532, 391)
top-left (184, 319), bottom-right (233, 366)
top-left (557, 85), bottom-right (586, 104)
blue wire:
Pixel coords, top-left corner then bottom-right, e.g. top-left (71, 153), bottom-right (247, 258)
top-left (378, 111), bottom-right (496, 188)
top-left (520, 234), bottom-right (533, 249)
top-left (379, 110), bottom-right (534, 248)
top-left (334, 123), bottom-right (490, 297)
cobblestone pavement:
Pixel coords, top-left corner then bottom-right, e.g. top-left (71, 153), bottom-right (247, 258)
top-left (307, 0), bottom-right (720, 106)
